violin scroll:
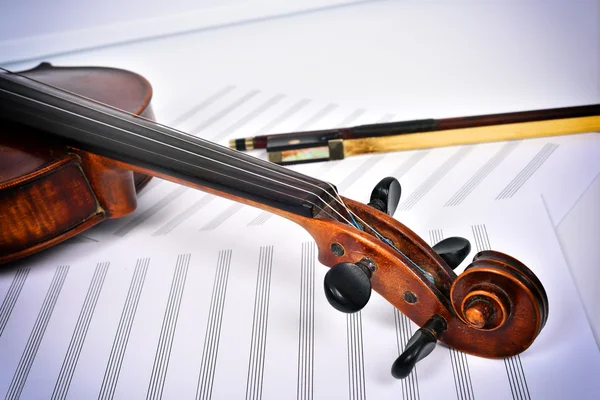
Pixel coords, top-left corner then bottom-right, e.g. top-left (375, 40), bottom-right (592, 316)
top-left (0, 61), bottom-right (549, 382)
top-left (296, 177), bottom-right (548, 379)
top-left (450, 250), bottom-right (549, 338)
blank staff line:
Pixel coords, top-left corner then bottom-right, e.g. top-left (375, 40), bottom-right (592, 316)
top-left (147, 254), bottom-right (190, 400)
top-left (346, 312), bottom-right (366, 400)
top-left (5, 265), bottom-right (69, 400)
top-left (399, 147), bottom-right (472, 211)
top-left (377, 113), bottom-right (395, 123)
top-left (200, 203), bottom-right (245, 231)
top-left (497, 145), bottom-right (553, 200)
top-left (253, 247), bottom-right (268, 398)
top-left (298, 243), bottom-right (305, 400)
top-left (0, 268), bottom-right (30, 337)
top-left (257, 247), bottom-right (273, 400)
top-left (393, 311), bottom-right (403, 397)
top-left (401, 311), bottom-right (419, 400)
top-left (246, 249), bottom-right (265, 400)
top-left (346, 312), bottom-right (352, 400)
top-left (296, 242), bottom-right (305, 400)
top-left (496, 143), bottom-right (559, 200)
top-left (509, 355), bottom-right (530, 400)
top-left (357, 313), bottom-right (366, 400)
top-left (458, 351), bottom-right (474, 400)
top-left (167, 86), bottom-right (236, 128)
top-left (296, 104), bottom-right (338, 131)
top-left (213, 95), bottom-right (285, 142)
top-left (337, 155), bottom-right (386, 193)
top-left (357, 312), bottom-right (365, 400)
top-left (297, 242), bottom-right (315, 400)
top-left (506, 355), bottom-right (524, 400)
top-left (504, 357), bottom-right (519, 400)
top-left (114, 186), bottom-right (188, 237)
top-left (470, 224), bottom-right (530, 400)
top-left (205, 250), bottom-right (232, 400)
top-left (254, 99), bottom-right (311, 135)
top-left (429, 230), bottom-right (475, 400)
top-left (309, 244), bottom-right (315, 400)
top-left (337, 109), bottom-right (366, 127)
top-left (68, 235), bottom-right (99, 244)
top-left (247, 212), bottom-right (274, 227)
top-left (315, 159), bottom-right (341, 178)
top-left (245, 246), bottom-right (274, 400)
top-left (394, 309), bottom-right (420, 400)
top-left (98, 258), bottom-right (149, 400)
top-left (196, 250), bottom-right (233, 400)
top-left (388, 151), bottom-right (430, 183)
top-left (136, 179), bottom-right (164, 199)
top-left (471, 225), bottom-right (483, 253)
top-left (428, 229), bottom-right (443, 246)
top-left (191, 90), bottom-right (260, 135)
top-left (51, 262), bottom-right (109, 400)
top-left (153, 195), bottom-right (215, 236)
top-left (445, 142), bottom-right (519, 207)
top-left (197, 252), bottom-right (224, 400)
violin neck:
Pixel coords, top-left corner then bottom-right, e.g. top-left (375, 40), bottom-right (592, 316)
top-left (0, 71), bottom-right (337, 219)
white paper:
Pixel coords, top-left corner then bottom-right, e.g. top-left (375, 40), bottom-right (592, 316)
top-left (68, 83), bottom-right (600, 247)
top-left (2, 3), bottom-right (599, 397)
top-left (1, 195), bottom-right (598, 399)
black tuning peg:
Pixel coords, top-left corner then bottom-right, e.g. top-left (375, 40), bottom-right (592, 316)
top-left (432, 237), bottom-right (471, 270)
top-left (323, 258), bottom-right (375, 313)
top-left (391, 315), bottom-right (447, 379)
top-left (368, 177), bottom-right (401, 217)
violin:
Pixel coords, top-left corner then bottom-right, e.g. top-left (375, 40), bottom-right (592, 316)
top-left (0, 62), bottom-right (548, 379)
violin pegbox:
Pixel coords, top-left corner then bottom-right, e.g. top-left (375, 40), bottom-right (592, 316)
top-left (301, 177), bottom-right (548, 381)
top-left (322, 177), bottom-right (401, 314)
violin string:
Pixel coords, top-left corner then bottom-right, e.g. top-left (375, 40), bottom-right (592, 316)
top-left (1, 68), bottom-right (411, 270)
top-left (0, 68), bottom-right (359, 224)
top-left (6, 67), bottom-right (381, 237)
top-left (2, 67), bottom-right (371, 233)
top-left (325, 182), bottom-right (436, 283)
top-left (0, 68), bottom-right (341, 201)
top-left (0, 85), bottom-right (357, 227)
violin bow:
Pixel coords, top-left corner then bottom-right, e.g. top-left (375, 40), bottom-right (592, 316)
top-left (0, 65), bottom-right (549, 379)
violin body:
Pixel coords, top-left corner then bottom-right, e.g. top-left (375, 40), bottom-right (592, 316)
top-left (0, 62), bottom-right (549, 378)
top-left (0, 63), bottom-right (152, 263)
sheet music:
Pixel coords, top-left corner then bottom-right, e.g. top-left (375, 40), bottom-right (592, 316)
top-left (68, 83), bottom-right (600, 246)
top-left (2, 64), bottom-right (599, 400)
top-left (2, 2), bottom-right (599, 398)
top-left (1, 195), bottom-right (598, 399)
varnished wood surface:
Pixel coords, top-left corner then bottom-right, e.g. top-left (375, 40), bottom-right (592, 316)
top-left (297, 197), bottom-right (548, 358)
top-left (87, 156), bottom-right (548, 357)
top-left (344, 115), bottom-right (600, 156)
top-left (0, 63), bottom-right (548, 360)
top-left (0, 157), bottom-right (103, 263)
top-left (0, 63), bottom-right (154, 263)
top-left (0, 66), bottom-right (336, 219)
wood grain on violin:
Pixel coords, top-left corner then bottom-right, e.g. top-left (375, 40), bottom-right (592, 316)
top-left (0, 63), bottom-right (152, 263)
top-left (0, 63), bottom-right (549, 375)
